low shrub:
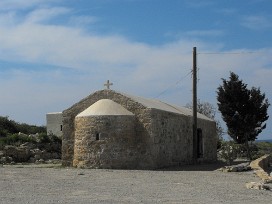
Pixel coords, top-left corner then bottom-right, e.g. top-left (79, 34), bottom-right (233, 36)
top-left (37, 133), bottom-right (51, 143)
top-left (0, 133), bottom-right (61, 148)
top-left (250, 142), bottom-right (272, 159)
top-left (218, 141), bottom-right (239, 165)
top-left (0, 133), bottom-right (36, 147)
top-left (48, 134), bottom-right (62, 143)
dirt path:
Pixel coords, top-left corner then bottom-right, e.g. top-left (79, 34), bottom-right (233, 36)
top-left (0, 164), bottom-right (271, 204)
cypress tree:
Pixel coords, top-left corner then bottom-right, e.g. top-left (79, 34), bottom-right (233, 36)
top-left (217, 72), bottom-right (270, 159)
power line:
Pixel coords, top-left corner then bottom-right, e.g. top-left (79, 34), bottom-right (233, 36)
top-left (154, 70), bottom-right (192, 99)
top-left (198, 51), bottom-right (264, 55)
top-left (154, 49), bottom-right (263, 100)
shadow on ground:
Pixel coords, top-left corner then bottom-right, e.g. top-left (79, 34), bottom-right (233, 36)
top-left (157, 160), bottom-right (250, 171)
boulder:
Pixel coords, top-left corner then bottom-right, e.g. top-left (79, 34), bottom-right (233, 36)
top-left (20, 142), bottom-right (36, 150)
top-left (34, 154), bottom-right (41, 160)
top-left (1, 139), bottom-right (61, 164)
top-left (3, 145), bottom-right (30, 162)
top-left (35, 158), bottom-right (46, 164)
top-left (31, 148), bottom-right (42, 155)
top-left (16, 147), bottom-right (31, 162)
top-left (246, 182), bottom-right (271, 190)
top-left (29, 157), bottom-right (36, 163)
top-left (0, 157), bottom-right (7, 164)
top-left (218, 162), bottom-right (251, 172)
top-left (4, 145), bottom-right (17, 157)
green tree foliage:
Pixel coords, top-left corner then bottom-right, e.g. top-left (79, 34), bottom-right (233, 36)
top-left (0, 116), bottom-right (46, 137)
top-left (18, 123), bottom-right (46, 135)
top-left (0, 116), bottom-right (19, 137)
top-left (255, 142), bottom-right (272, 157)
top-left (217, 72), bottom-right (270, 144)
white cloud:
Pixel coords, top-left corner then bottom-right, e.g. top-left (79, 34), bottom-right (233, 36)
top-left (0, 3), bottom-right (271, 139)
top-left (0, 12), bottom-right (18, 26)
top-left (241, 15), bottom-right (272, 30)
top-left (69, 15), bottom-right (98, 26)
top-left (0, 0), bottom-right (60, 10)
top-left (0, 12), bottom-right (271, 97)
top-left (24, 7), bottom-right (70, 24)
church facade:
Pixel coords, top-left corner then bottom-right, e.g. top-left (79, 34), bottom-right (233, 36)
top-left (59, 89), bottom-right (217, 169)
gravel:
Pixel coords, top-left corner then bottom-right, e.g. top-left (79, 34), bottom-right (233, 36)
top-left (0, 164), bottom-right (271, 204)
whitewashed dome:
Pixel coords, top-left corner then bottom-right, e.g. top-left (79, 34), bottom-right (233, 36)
top-left (76, 99), bottom-right (134, 117)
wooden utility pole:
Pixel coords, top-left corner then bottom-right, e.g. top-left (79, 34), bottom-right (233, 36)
top-left (192, 47), bottom-right (198, 161)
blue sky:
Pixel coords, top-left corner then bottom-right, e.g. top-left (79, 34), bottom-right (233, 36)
top-left (0, 0), bottom-right (271, 140)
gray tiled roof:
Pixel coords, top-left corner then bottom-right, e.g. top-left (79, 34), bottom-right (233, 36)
top-left (118, 91), bottom-right (213, 121)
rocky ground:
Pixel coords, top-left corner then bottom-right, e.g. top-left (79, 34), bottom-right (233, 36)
top-left (0, 135), bottom-right (61, 165)
top-left (0, 163), bottom-right (271, 204)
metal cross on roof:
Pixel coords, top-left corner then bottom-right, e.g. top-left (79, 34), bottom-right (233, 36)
top-left (104, 80), bottom-right (113, 89)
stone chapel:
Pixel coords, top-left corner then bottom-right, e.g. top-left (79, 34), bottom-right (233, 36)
top-left (48, 87), bottom-right (217, 169)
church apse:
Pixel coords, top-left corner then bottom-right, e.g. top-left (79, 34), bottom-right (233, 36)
top-left (73, 99), bottom-right (139, 169)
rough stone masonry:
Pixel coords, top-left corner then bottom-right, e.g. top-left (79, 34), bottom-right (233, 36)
top-left (56, 89), bottom-right (217, 169)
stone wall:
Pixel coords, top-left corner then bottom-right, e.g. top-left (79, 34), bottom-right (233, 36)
top-left (150, 110), bottom-right (192, 168)
top-left (250, 154), bottom-right (272, 183)
top-left (197, 118), bottom-right (217, 162)
top-left (62, 90), bottom-right (152, 167)
top-left (150, 109), bottom-right (217, 168)
top-left (73, 115), bottom-right (139, 169)
top-left (62, 89), bottom-right (217, 169)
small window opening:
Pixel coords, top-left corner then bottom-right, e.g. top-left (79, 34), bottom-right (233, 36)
top-left (60, 125), bottom-right (63, 131)
top-left (96, 133), bottom-right (100, 141)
